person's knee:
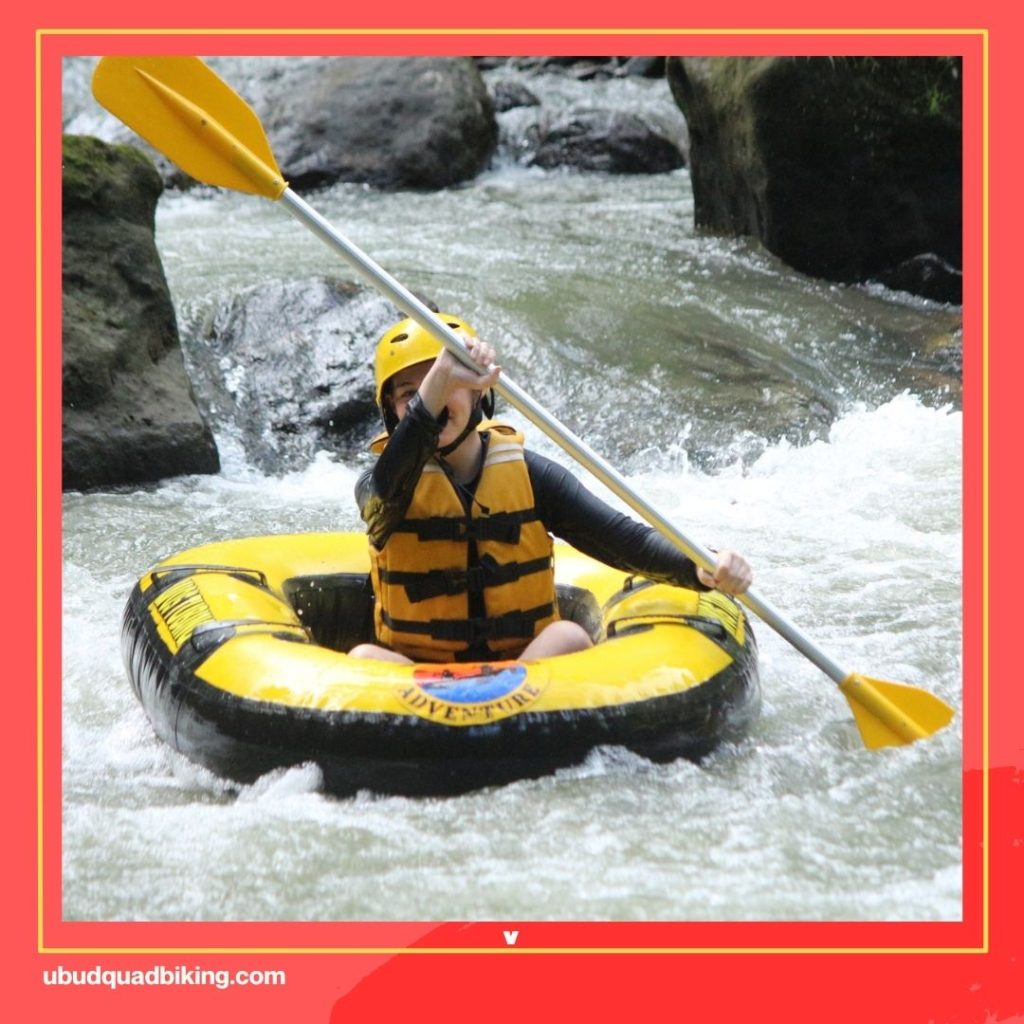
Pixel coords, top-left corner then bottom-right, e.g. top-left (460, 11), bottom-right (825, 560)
top-left (348, 642), bottom-right (412, 664)
top-left (522, 620), bottom-right (593, 659)
top-left (551, 620), bottom-right (593, 653)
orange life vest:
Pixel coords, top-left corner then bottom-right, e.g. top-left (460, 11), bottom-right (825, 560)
top-left (369, 423), bottom-right (559, 662)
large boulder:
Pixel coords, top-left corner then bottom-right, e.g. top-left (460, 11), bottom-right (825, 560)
top-left (62, 135), bottom-right (219, 491)
top-left (526, 110), bottom-right (684, 173)
top-left (251, 57), bottom-right (498, 190)
top-left (186, 277), bottom-right (411, 474)
top-left (66, 57), bottom-right (497, 193)
top-left (667, 57), bottom-right (962, 302)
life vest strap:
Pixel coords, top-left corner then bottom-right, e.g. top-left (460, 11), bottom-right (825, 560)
top-left (380, 602), bottom-right (556, 643)
top-left (391, 509), bottom-right (540, 544)
top-left (379, 554), bottom-right (553, 604)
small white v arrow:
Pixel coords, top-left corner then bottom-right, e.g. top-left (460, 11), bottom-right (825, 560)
top-left (503, 930), bottom-right (519, 946)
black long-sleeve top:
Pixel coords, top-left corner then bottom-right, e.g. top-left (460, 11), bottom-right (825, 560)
top-left (355, 393), bottom-right (706, 590)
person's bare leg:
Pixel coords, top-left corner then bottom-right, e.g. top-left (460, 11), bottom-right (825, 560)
top-left (350, 624), bottom-right (593, 664)
top-left (519, 621), bottom-right (593, 661)
top-left (348, 643), bottom-right (414, 664)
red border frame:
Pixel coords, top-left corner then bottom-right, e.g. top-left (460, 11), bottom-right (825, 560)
top-left (9, 3), bottom-right (1022, 1020)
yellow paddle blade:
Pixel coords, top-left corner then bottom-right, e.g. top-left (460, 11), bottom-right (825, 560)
top-left (839, 673), bottom-right (956, 749)
top-left (91, 57), bottom-right (286, 199)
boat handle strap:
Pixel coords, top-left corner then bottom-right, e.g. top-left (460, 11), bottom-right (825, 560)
top-left (148, 563), bottom-right (270, 590)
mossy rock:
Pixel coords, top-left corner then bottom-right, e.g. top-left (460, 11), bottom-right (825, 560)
top-left (62, 135), bottom-right (219, 490)
top-left (667, 57), bottom-right (962, 301)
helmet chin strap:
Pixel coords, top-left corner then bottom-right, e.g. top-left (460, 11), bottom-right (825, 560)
top-left (436, 396), bottom-right (484, 457)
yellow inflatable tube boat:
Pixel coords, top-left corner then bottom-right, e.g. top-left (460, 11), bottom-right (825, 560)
top-left (121, 532), bottom-right (760, 796)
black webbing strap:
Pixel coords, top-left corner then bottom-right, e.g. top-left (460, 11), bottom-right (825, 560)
top-left (390, 509), bottom-right (541, 544)
top-left (379, 554), bottom-right (552, 604)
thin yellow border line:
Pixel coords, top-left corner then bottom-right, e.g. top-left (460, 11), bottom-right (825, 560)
top-left (39, 29), bottom-right (983, 958)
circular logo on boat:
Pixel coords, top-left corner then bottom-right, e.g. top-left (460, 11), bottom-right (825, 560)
top-left (396, 663), bottom-right (543, 726)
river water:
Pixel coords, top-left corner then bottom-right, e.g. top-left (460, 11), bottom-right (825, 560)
top-left (61, 64), bottom-right (963, 923)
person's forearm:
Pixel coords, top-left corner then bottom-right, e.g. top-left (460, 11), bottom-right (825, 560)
top-left (528, 453), bottom-right (705, 589)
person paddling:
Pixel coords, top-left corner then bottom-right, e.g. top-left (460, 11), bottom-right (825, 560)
top-left (351, 315), bottom-right (753, 665)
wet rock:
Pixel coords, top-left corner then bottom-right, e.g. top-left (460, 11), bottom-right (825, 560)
top-left (491, 79), bottom-right (541, 113)
top-left (474, 57), bottom-right (514, 72)
top-left (188, 277), bottom-right (426, 474)
top-left (667, 57), bottom-right (962, 300)
top-left (620, 56), bottom-right (666, 78)
top-left (526, 110), bottom-right (684, 174)
top-left (62, 135), bottom-right (219, 491)
top-left (872, 253), bottom-right (962, 305)
top-left (249, 57), bottom-right (497, 191)
top-left (65, 56), bottom-right (498, 192)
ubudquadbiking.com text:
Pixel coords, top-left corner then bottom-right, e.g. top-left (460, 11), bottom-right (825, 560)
top-left (42, 964), bottom-right (287, 991)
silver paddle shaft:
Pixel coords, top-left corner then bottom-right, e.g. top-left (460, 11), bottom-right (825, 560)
top-left (279, 187), bottom-right (849, 686)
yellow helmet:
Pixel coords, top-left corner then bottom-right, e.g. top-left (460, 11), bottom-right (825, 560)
top-left (373, 314), bottom-right (494, 435)
top-left (373, 313), bottom-right (477, 411)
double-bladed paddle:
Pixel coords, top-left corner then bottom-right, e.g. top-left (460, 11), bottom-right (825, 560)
top-left (91, 55), bottom-right (956, 749)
